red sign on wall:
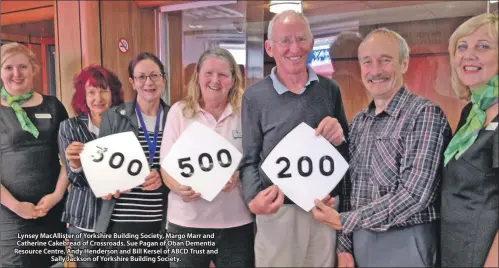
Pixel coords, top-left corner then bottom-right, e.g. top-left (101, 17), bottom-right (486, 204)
top-left (118, 38), bottom-right (129, 53)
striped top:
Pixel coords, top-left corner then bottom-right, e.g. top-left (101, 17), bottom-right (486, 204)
top-left (58, 115), bottom-right (99, 230)
top-left (111, 114), bottom-right (165, 222)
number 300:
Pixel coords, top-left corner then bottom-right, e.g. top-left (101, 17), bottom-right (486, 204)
top-left (276, 156), bottom-right (335, 178)
top-left (178, 149), bottom-right (232, 178)
top-left (108, 152), bottom-right (143, 176)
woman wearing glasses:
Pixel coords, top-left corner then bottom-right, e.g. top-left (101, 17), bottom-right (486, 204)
top-left (95, 52), bottom-right (170, 268)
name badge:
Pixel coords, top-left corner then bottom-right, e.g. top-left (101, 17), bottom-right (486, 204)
top-left (486, 122), bottom-right (498, 131)
top-left (232, 130), bottom-right (242, 139)
top-left (35, 113), bottom-right (52, 119)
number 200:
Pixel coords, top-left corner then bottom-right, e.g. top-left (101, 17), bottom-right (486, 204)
top-left (178, 149), bottom-right (232, 178)
top-left (277, 155), bottom-right (335, 178)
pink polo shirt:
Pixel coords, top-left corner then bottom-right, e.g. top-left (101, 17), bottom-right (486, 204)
top-left (160, 101), bottom-right (253, 228)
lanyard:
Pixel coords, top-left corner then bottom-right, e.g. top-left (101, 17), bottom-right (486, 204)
top-left (135, 103), bottom-right (162, 166)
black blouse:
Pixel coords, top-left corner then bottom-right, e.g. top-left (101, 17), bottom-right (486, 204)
top-left (0, 95), bottom-right (68, 221)
top-left (440, 102), bottom-right (499, 267)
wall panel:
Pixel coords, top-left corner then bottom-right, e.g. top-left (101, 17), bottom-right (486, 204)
top-left (55, 1), bottom-right (157, 112)
top-left (80, 1), bottom-right (102, 67)
top-left (1, 1), bottom-right (53, 13)
top-left (55, 1), bottom-right (82, 116)
top-left (100, 1), bottom-right (156, 101)
top-left (26, 44), bottom-right (44, 95)
top-left (1, 6), bottom-right (53, 25)
top-left (166, 11), bottom-right (183, 104)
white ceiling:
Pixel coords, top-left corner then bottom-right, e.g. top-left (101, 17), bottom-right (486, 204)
top-left (182, 0), bottom-right (490, 41)
top-left (307, 1), bottom-right (486, 27)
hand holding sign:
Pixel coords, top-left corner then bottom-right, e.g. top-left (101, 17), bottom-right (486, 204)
top-left (312, 195), bottom-right (342, 230)
top-left (315, 116), bottom-right (344, 146)
top-left (248, 185), bottom-right (285, 215)
top-left (65, 141), bottom-right (84, 169)
top-left (171, 184), bottom-right (201, 203)
top-left (79, 132), bottom-right (150, 197)
top-left (162, 122), bottom-right (242, 201)
top-left (222, 171), bottom-right (240, 192)
top-left (261, 122), bottom-right (349, 212)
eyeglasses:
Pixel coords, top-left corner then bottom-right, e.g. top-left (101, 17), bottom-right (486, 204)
top-left (133, 73), bottom-right (163, 84)
top-left (272, 36), bottom-right (308, 47)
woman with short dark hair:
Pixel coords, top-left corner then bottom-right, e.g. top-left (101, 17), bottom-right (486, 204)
top-left (95, 52), bottom-right (171, 268)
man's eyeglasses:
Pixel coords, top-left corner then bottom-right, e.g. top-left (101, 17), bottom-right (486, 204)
top-left (133, 73), bottom-right (163, 84)
top-left (272, 36), bottom-right (308, 47)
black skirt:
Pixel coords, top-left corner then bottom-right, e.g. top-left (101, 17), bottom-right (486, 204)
top-left (101, 221), bottom-right (168, 268)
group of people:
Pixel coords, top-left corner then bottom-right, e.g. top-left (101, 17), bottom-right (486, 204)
top-left (0, 9), bottom-right (497, 268)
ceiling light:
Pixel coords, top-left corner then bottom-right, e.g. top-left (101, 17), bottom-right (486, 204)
top-left (490, 0), bottom-right (498, 3)
top-left (269, 0), bottom-right (302, 14)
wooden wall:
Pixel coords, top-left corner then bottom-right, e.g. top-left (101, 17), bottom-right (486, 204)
top-left (55, 1), bottom-right (157, 115)
top-left (27, 44), bottom-right (44, 94)
top-left (1, 1), bottom-right (55, 96)
top-left (100, 1), bottom-right (156, 101)
top-left (167, 11), bottom-right (183, 105)
top-left (55, 1), bottom-right (81, 116)
top-left (1, 1), bottom-right (53, 25)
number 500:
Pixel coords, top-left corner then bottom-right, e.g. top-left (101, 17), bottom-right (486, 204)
top-left (178, 149), bottom-right (232, 178)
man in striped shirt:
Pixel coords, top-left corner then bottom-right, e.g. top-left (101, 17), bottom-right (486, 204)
top-left (312, 28), bottom-right (451, 267)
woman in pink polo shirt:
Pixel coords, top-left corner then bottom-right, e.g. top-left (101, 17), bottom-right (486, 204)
top-left (159, 48), bottom-right (253, 268)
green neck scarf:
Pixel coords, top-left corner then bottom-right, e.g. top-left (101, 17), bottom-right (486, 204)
top-left (444, 75), bottom-right (498, 165)
top-left (1, 86), bottom-right (39, 138)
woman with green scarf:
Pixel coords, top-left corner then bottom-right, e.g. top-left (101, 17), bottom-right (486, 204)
top-left (441, 13), bottom-right (499, 268)
top-left (0, 43), bottom-right (69, 267)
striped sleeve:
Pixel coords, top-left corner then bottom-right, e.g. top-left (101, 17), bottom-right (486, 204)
top-left (58, 118), bottom-right (89, 188)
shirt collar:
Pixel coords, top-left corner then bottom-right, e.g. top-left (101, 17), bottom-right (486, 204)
top-left (364, 86), bottom-right (409, 117)
top-left (270, 65), bottom-right (319, 95)
top-left (195, 103), bottom-right (234, 122)
top-left (87, 114), bottom-right (100, 136)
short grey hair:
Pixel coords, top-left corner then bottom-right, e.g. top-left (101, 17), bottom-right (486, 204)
top-left (267, 10), bottom-right (313, 46)
top-left (361, 27), bottom-right (410, 64)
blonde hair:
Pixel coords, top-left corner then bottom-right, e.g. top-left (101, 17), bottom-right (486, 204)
top-left (182, 48), bottom-right (244, 118)
top-left (448, 12), bottom-right (499, 100)
top-left (1, 42), bottom-right (40, 77)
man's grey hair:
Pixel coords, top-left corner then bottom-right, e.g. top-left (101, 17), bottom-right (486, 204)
top-left (361, 27), bottom-right (410, 64)
top-left (267, 10), bottom-right (313, 46)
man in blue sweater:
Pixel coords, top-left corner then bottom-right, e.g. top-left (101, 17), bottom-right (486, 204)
top-left (240, 10), bottom-right (349, 267)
